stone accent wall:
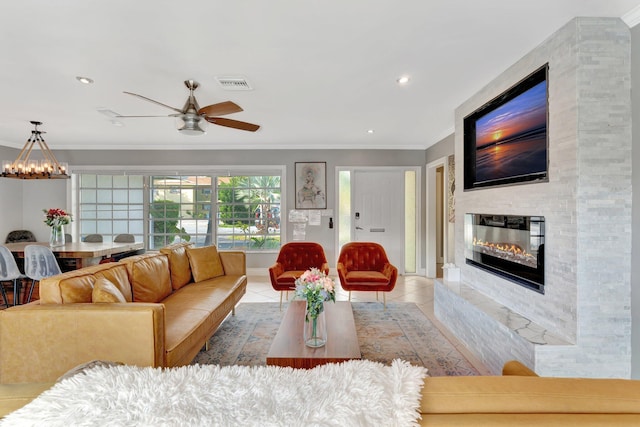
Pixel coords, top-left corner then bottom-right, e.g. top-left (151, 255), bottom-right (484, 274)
top-left (441, 18), bottom-right (632, 377)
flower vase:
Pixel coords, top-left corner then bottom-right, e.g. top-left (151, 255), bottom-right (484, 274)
top-left (303, 302), bottom-right (327, 348)
top-left (49, 225), bottom-right (64, 247)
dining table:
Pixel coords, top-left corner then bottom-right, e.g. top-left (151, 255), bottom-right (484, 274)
top-left (4, 241), bottom-right (145, 271)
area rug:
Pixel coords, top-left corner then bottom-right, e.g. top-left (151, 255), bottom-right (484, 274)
top-left (193, 302), bottom-right (480, 376)
top-left (0, 360), bottom-right (427, 427)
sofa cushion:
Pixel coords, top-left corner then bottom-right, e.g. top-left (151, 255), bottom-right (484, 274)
top-left (92, 277), bottom-right (127, 303)
top-left (160, 242), bottom-right (194, 290)
top-left (93, 264), bottom-right (133, 302)
top-left (122, 253), bottom-right (173, 303)
top-left (345, 271), bottom-right (390, 283)
top-left (39, 270), bottom-right (95, 304)
top-left (162, 275), bottom-right (247, 367)
top-left (39, 263), bottom-right (134, 304)
top-left (273, 270), bottom-right (305, 285)
top-left (186, 245), bottom-right (224, 283)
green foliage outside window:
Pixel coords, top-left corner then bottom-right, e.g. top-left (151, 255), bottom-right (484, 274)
top-left (217, 175), bottom-right (281, 250)
top-left (149, 200), bottom-right (191, 249)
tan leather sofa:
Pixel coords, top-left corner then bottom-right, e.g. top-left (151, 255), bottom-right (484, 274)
top-left (0, 242), bottom-right (246, 384)
top-left (418, 361), bottom-right (640, 425)
top-left (1, 361), bottom-right (639, 423)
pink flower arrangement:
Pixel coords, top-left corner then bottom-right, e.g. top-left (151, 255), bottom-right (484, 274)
top-left (295, 267), bottom-right (336, 320)
top-left (43, 208), bottom-right (72, 227)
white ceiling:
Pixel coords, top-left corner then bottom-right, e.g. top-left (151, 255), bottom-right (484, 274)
top-left (0, 1), bottom-right (639, 151)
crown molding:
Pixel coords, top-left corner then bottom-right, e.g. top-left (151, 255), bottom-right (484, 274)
top-left (622, 5), bottom-right (640, 28)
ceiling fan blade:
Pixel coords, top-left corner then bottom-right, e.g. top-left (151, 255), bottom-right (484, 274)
top-left (115, 115), bottom-right (169, 118)
top-left (205, 117), bottom-right (260, 132)
top-left (123, 91), bottom-right (183, 114)
top-left (198, 101), bottom-right (243, 117)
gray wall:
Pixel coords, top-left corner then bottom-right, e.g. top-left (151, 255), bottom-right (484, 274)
top-left (3, 148), bottom-right (427, 268)
top-left (425, 133), bottom-right (454, 164)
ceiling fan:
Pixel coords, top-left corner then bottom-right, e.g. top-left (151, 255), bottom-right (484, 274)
top-left (117, 80), bottom-right (260, 135)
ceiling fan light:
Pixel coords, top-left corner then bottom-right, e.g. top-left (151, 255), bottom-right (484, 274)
top-left (175, 116), bottom-right (207, 136)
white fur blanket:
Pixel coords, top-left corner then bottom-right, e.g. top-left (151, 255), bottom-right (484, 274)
top-left (1, 360), bottom-right (427, 427)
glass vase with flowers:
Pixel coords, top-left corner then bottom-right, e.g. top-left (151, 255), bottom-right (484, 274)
top-left (43, 208), bottom-right (72, 247)
top-left (294, 267), bottom-right (336, 348)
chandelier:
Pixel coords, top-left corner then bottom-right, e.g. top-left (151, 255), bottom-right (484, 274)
top-left (1, 121), bottom-right (69, 179)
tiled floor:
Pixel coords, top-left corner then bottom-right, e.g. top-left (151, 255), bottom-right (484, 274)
top-left (242, 270), bottom-right (492, 375)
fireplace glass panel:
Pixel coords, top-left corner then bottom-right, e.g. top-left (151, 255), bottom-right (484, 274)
top-left (465, 214), bottom-right (545, 293)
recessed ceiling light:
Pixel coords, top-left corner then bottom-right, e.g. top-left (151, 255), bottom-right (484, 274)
top-left (367, 129), bottom-right (375, 134)
top-left (76, 76), bottom-right (94, 84)
top-left (397, 76), bottom-right (410, 85)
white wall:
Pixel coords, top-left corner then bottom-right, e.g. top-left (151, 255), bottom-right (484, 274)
top-left (0, 146), bottom-right (24, 242)
top-left (21, 180), bottom-right (69, 241)
top-left (0, 179), bottom-right (24, 242)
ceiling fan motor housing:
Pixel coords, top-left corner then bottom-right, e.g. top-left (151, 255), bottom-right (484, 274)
top-left (176, 115), bottom-right (206, 135)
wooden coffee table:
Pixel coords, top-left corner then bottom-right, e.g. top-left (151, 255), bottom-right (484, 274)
top-left (267, 300), bottom-right (361, 369)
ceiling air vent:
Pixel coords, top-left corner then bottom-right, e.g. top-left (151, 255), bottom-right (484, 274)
top-left (215, 76), bottom-right (253, 91)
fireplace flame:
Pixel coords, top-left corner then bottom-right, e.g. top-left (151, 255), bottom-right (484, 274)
top-left (472, 237), bottom-right (537, 266)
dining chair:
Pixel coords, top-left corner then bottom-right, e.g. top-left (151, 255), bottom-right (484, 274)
top-left (82, 234), bottom-right (103, 243)
top-left (114, 233), bottom-right (135, 243)
top-left (5, 230), bottom-right (36, 244)
top-left (109, 233), bottom-right (144, 262)
top-left (0, 245), bottom-right (27, 307)
top-left (24, 245), bottom-right (62, 304)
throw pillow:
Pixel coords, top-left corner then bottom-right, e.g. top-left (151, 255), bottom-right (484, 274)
top-left (92, 277), bottom-right (127, 303)
top-left (93, 264), bottom-right (133, 302)
top-left (159, 242), bottom-right (194, 290)
top-left (186, 245), bottom-right (224, 282)
top-left (122, 254), bottom-right (173, 303)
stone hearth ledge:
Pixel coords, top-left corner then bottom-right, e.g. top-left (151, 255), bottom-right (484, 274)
top-left (434, 279), bottom-right (571, 374)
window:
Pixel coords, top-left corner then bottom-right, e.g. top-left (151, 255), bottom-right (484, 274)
top-left (216, 175), bottom-right (281, 250)
top-left (76, 171), bottom-right (283, 251)
top-left (149, 176), bottom-right (212, 249)
top-left (77, 174), bottom-right (144, 242)
top-left (404, 170), bottom-right (416, 273)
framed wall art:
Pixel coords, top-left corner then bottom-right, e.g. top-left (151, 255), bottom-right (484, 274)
top-left (295, 162), bottom-right (327, 209)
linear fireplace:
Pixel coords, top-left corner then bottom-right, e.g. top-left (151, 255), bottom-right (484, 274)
top-left (465, 214), bottom-right (545, 293)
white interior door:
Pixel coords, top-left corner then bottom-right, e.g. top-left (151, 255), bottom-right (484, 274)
top-left (353, 169), bottom-right (404, 272)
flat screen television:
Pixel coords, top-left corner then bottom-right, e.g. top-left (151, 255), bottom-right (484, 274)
top-left (463, 64), bottom-right (549, 190)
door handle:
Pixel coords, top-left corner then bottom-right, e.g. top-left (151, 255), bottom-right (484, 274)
top-left (355, 226), bottom-right (364, 230)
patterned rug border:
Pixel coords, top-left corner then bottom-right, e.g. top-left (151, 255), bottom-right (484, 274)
top-left (193, 301), bottom-right (480, 376)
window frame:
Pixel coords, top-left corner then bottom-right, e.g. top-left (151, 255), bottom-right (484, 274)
top-left (72, 165), bottom-right (286, 252)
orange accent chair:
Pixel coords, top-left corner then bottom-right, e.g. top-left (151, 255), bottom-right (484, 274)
top-left (268, 242), bottom-right (329, 309)
top-left (336, 242), bottom-right (398, 309)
